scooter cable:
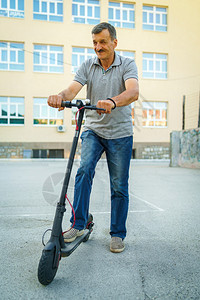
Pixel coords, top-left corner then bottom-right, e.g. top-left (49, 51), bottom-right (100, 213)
top-left (62, 194), bottom-right (76, 235)
top-left (42, 228), bottom-right (52, 246)
top-left (62, 106), bottom-right (83, 235)
top-left (75, 107), bottom-right (84, 131)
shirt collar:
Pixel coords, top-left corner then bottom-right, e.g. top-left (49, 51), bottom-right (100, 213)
top-left (93, 52), bottom-right (121, 68)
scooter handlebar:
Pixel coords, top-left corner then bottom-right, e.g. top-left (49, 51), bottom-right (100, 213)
top-left (61, 100), bottom-right (106, 111)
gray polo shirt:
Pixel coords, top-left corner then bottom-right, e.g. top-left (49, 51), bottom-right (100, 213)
top-left (74, 53), bottom-right (138, 139)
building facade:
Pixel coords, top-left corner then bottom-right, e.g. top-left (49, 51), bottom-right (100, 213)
top-left (0, 0), bottom-right (200, 159)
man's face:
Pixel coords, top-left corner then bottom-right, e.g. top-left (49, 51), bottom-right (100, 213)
top-left (92, 29), bottom-right (117, 61)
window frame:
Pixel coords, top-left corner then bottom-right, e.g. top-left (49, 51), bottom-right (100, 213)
top-left (72, 0), bottom-right (100, 25)
top-left (0, 41), bottom-right (25, 71)
top-left (71, 47), bottom-right (96, 73)
top-left (33, 0), bottom-right (63, 22)
top-left (143, 52), bottom-right (167, 80)
top-left (108, 1), bottom-right (135, 29)
top-left (33, 97), bottom-right (64, 126)
top-left (142, 101), bottom-right (168, 128)
top-left (0, 96), bottom-right (25, 126)
top-left (0, 0), bottom-right (24, 18)
top-left (33, 44), bottom-right (64, 73)
top-left (116, 50), bottom-right (135, 60)
top-left (143, 5), bottom-right (167, 32)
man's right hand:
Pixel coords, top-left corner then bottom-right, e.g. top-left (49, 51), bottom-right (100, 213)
top-left (47, 94), bottom-right (64, 111)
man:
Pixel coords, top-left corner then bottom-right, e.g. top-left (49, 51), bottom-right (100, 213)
top-left (48, 22), bottom-right (139, 253)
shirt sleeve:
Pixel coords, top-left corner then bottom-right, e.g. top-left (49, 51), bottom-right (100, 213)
top-left (123, 59), bottom-right (138, 82)
top-left (73, 61), bottom-right (88, 86)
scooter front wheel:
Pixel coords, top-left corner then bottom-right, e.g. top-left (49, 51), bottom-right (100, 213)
top-left (38, 249), bottom-right (60, 285)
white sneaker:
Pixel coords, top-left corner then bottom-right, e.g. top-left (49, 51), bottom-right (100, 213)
top-left (63, 228), bottom-right (84, 243)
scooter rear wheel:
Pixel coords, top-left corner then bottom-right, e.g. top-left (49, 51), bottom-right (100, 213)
top-left (38, 249), bottom-right (59, 285)
top-left (87, 213), bottom-right (93, 224)
top-left (83, 213), bottom-right (94, 242)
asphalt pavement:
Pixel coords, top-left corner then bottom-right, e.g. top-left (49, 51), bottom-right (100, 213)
top-left (0, 159), bottom-right (200, 300)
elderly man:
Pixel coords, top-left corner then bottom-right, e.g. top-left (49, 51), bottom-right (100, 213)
top-left (48, 22), bottom-right (139, 253)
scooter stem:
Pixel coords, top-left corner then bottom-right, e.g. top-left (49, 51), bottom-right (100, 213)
top-left (50, 106), bottom-right (85, 244)
top-left (60, 107), bottom-right (84, 206)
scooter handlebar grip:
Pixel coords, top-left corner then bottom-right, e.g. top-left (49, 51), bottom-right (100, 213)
top-left (86, 105), bottom-right (106, 111)
top-left (61, 101), bottom-right (72, 108)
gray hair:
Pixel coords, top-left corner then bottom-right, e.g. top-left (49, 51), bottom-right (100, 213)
top-left (91, 22), bottom-right (117, 40)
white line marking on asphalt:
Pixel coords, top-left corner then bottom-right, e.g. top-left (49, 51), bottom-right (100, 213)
top-left (92, 210), bottom-right (162, 214)
top-left (0, 213), bottom-right (54, 217)
top-left (0, 209), bottom-right (163, 218)
top-left (0, 194), bottom-right (164, 217)
top-left (130, 192), bottom-right (164, 212)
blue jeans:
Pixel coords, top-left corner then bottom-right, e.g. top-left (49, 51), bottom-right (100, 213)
top-left (70, 130), bottom-right (133, 240)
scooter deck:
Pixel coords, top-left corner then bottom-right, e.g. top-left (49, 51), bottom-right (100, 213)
top-left (61, 229), bottom-right (90, 257)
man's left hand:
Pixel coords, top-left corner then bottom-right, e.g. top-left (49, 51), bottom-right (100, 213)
top-left (96, 99), bottom-right (115, 115)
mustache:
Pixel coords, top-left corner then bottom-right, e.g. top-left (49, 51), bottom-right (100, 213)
top-left (97, 49), bottom-right (104, 53)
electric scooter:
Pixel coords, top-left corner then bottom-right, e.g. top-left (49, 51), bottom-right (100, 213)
top-left (37, 99), bottom-right (105, 285)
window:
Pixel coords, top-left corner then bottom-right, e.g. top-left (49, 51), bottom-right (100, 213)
top-left (143, 53), bottom-right (167, 79)
top-left (0, 0), bottom-right (24, 18)
top-left (72, 0), bottom-right (100, 25)
top-left (108, 2), bottom-right (135, 29)
top-left (142, 102), bottom-right (167, 127)
top-left (72, 47), bottom-right (95, 73)
top-left (32, 149), bottom-right (64, 158)
top-left (33, 44), bottom-right (64, 73)
top-left (116, 50), bottom-right (135, 59)
top-left (33, 0), bottom-right (63, 22)
top-left (33, 98), bottom-right (64, 125)
top-left (143, 5), bottom-right (167, 32)
top-left (0, 96), bottom-right (24, 125)
top-left (0, 41), bottom-right (24, 71)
